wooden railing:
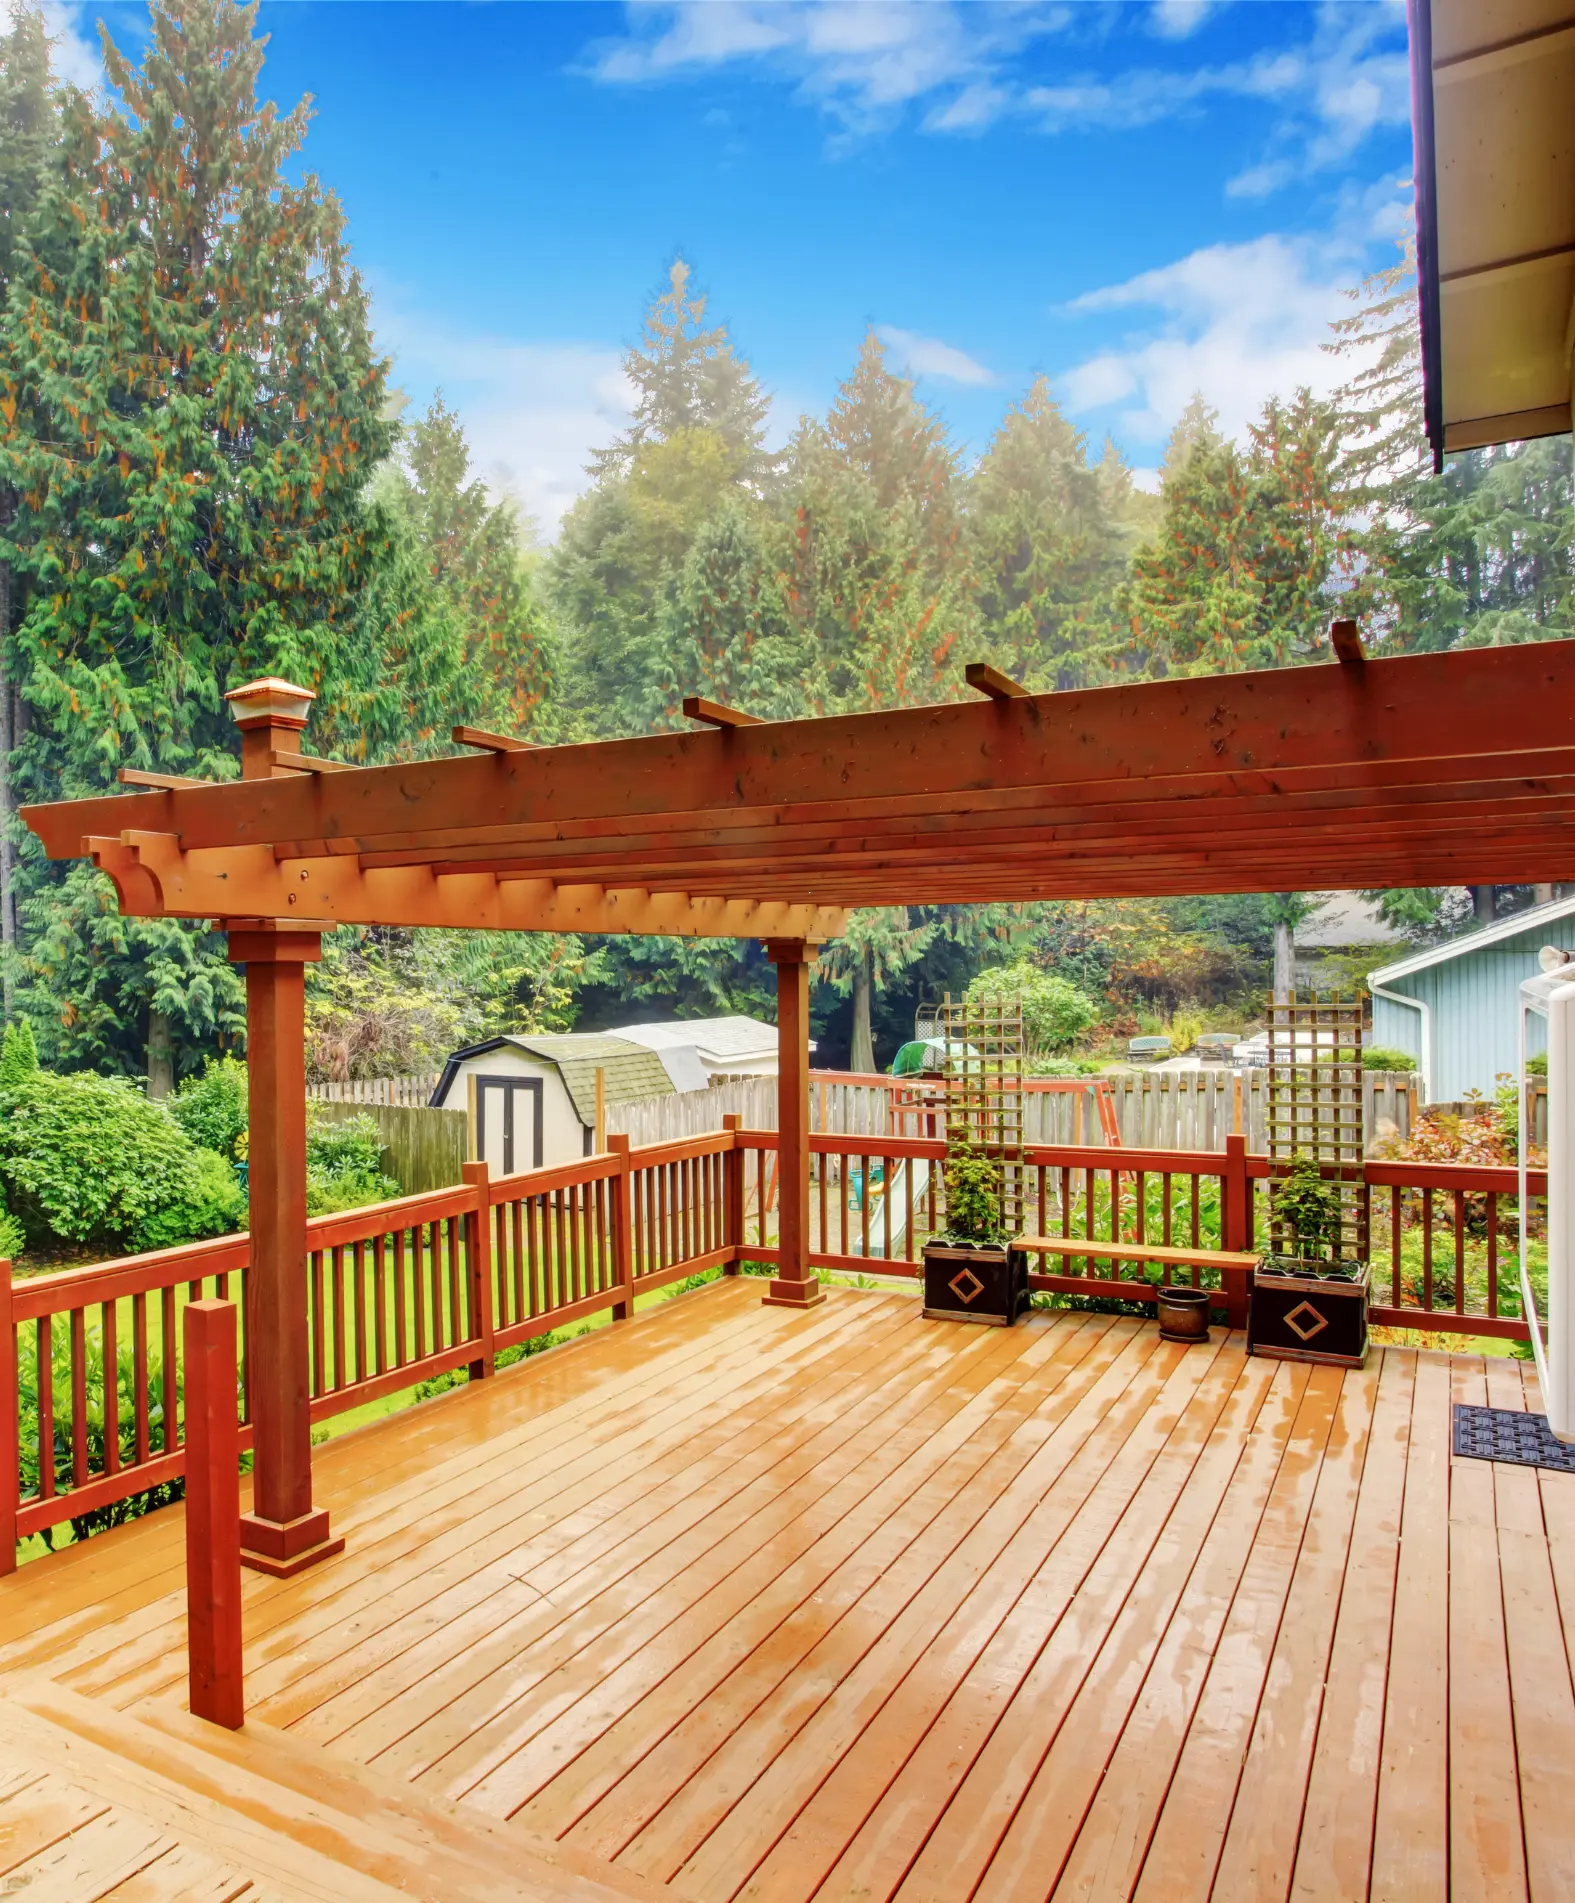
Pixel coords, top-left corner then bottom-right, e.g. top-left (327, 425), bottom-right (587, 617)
top-left (731, 1129), bottom-right (1546, 1345)
top-left (2, 1123), bottom-right (1548, 1567)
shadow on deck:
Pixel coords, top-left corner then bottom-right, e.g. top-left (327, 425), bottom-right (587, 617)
top-left (1, 1277), bottom-right (1572, 1901)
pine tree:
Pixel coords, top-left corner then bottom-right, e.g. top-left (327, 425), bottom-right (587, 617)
top-left (591, 256), bottom-right (775, 487)
top-left (649, 502), bottom-right (813, 726)
top-left (1159, 392), bottom-right (1225, 480)
top-left (0, 0), bottom-right (393, 1082)
top-left (0, 5), bottom-right (57, 996)
top-left (967, 377), bottom-right (1124, 688)
top-left (379, 394), bottom-right (557, 740)
top-left (782, 333), bottom-right (975, 711)
top-left (817, 909), bottom-right (936, 1075)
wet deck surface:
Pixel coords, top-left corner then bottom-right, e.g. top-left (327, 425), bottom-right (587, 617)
top-left (4, 1277), bottom-right (1573, 1901)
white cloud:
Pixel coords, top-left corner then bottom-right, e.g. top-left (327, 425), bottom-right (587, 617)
top-left (877, 324), bottom-right (996, 386)
top-left (371, 297), bottom-right (635, 537)
top-left (583, 2), bottom-right (1069, 134)
top-left (1060, 232), bottom-right (1360, 446)
top-left (5, 0), bottom-right (102, 89)
top-left (582, 0), bottom-right (1407, 193)
top-left (1150, 0), bottom-right (1219, 40)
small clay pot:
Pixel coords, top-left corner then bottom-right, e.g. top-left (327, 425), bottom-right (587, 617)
top-left (1156, 1284), bottom-right (1211, 1343)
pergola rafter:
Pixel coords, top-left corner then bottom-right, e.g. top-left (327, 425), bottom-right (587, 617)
top-left (21, 636), bottom-right (1575, 1577)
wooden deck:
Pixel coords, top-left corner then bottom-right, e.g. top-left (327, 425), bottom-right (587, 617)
top-left (3, 1277), bottom-right (1574, 1901)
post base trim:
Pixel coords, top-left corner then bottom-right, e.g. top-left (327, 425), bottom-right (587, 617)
top-left (239, 1505), bottom-right (334, 1563)
top-left (762, 1277), bottom-right (825, 1309)
top-left (240, 1534), bottom-right (346, 1578)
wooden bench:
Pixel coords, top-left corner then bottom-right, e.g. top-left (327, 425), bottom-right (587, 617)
top-left (1016, 1234), bottom-right (1258, 1328)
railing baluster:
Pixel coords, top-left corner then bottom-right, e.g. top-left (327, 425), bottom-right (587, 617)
top-left (331, 1245), bottom-right (347, 1393)
top-left (1422, 1191), bottom-right (1434, 1313)
top-left (133, 1291), bottom-right (150, 1466)
top-left (1487, 1194), bottom-right (1499, 1318)
top-left (102, 1301), bottom-right (119, 1477)
top-left (36, 1317), bottom-right (54, 1499)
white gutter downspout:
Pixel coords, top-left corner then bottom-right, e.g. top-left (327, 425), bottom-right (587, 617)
top-left (1368, 974), bottom-right (1432, 1104)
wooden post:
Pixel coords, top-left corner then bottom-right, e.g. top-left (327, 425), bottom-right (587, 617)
top-left (228, 923), bottom-right (341, 1578)
top-left (722, 1113), bottom-right (743, 1273)
top-left (762, 939), bottom-right (823, 1308)
top-left (183, 1299), bottom-right (244, 1730)
top-left (1232, 1071), bottom-right (1244, 1137)
top-left (466, 1069), bottom-right (480, 1164)
top-left (1221, 1132), bottom-right (1254, 1331)
top-left (462, 1160), bottom-right (494, 1380)
top-left (0, 1259), bottom-right (14, 1577)
top-left (608, 1134), bottom-right (635, 1319)
top-left (594, 1066), bottom-right (606, 1154)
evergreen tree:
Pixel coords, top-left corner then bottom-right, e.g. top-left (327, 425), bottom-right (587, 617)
top-left (0, 0), bottom-right (394, 1082)
top-left (1124, 389), bottom-right (1348, 677)
top-left (0, 5), bottom-right (57, 995)
top-left (649, 502), bottom-right (813, 726)
top-left (816, 909), bottom-right (936, 1075)
top-left (1159, 392), bottom-right (1225, 480)
top-left (554, 260), bottom-right (774, 735)
top-left (967, 378), bottom-right (1124, 688)
top-left (0, 1012), bottom-right (37, 1088)
top-left (590, 256), bottom-right (775, 488)
top-left (377, 394), bottom-right (557, 741)
top-left (781, 333), bottom-right (975, 712)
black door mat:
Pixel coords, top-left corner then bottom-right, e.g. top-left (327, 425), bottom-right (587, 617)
top-left (1453, 1403), bottom-right (1575, 1472)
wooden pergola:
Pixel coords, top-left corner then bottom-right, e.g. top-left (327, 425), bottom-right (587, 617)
top-left (23, 633), bottom-right (1575, 1575)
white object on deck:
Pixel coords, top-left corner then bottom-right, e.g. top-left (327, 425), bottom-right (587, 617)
top-left (1520, 963), bottom-right (1575, 1440)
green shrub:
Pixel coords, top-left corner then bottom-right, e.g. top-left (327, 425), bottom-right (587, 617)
top-left (0, 1071), bottom-right (243, 1253)
top-left (1363, 1047), bottom-right (1417, 1073)
top-left (964, 962), bottom-right (1098, 1055)
top-left (0, 1018), bottom-right (38, 1089)
top-left (306, 1110), bottom-right (400, 1215)
top-left (1272, 1155), bottom-right (1347, 1260)
top-left (942, 1146), bottom-right (1004, 1245)
top-left (0, 1181), bottom-right (23, 1263)
top-left (169, 1056), bottom-right (249, 1161)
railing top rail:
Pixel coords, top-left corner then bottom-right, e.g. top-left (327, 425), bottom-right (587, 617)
top-left (10, 1233), bottom-right (251, 1322)
top-left (489, 1154), bottom-right (618, 1202)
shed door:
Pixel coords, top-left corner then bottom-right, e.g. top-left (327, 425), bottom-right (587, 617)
top-left (474, 1074), bottom-right (543, 1176)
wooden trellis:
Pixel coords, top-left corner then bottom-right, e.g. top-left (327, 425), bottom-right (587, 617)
top-left (925, 992), bottom-right (1027, 1234)
top-left (1266, 995), bottom-right (1368, 1262)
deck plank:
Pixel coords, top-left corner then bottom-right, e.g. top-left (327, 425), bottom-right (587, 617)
top-left (1207, 1355), bottom-right (1379, 1899)
top-left (1289, 1347), bottom-right (1414, 1903)
top-left (1369, 1349), bottom-right (1452, 1902)
top-left (1447, 1356), bottom-right (1529, 1902)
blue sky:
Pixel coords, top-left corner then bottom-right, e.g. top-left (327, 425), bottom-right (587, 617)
top-left (38, 0), bottom-right (1415, 532)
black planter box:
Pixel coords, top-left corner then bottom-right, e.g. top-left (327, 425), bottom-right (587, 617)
top-left (1247, 1256), bottom-right (1369, 1368)
top-left (922, 1241), bottom-right (1029, 1327)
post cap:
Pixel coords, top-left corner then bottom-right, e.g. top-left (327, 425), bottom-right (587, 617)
top-left (224, 678), bottom-right (316, 730)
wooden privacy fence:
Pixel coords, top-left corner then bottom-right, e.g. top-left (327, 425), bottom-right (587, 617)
top-left (307, 1075), bottom-right (441, 1107)
top-left (1, 1122), bottom-right (1544, 1567)
top-left (611, 1067), bottom-right (1424, 1154)
top-left (308, 1100), bottom-right (468, 1195)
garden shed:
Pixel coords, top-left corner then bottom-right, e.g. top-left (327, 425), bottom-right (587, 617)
top-left (1368, 891), bottom-right (1575, 1102)
top-left (428, 1032), bottom-right (672, 1171)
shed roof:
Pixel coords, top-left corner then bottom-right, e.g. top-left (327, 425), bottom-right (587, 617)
top-left (436, 1033), bottom-right (673, 1125)
top-left (614, 1015), bottom-right (777, 1058)
top-left (1367, 891), bottom-right (1575, 986)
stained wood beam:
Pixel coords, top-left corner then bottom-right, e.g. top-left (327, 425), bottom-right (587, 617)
top-left (84, 831), bottom-right (848, 940)
top-left (268, 750), bottom-right (356, 775)
top-left (1330, 619), bottom-right (1366, 664)
top-left (683, 696), bottom-right (762, 728)
top-left (965, 662), bottom-right (1029, 700)
top-left (118, 768), bottom-right (218, 791)
top-left (452, 726), bottom-right (536, 753)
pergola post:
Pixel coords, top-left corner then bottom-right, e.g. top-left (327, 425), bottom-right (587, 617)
top-left (229, 922), bottom-right (339, 1575)
top-left (763, 938), bottom-right (823, 1310)
top-left (223, 677), bottom-right (342, 1578)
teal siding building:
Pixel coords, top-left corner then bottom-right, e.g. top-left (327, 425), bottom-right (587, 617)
top-left (1369, 895), bottom-right (1575, 1103)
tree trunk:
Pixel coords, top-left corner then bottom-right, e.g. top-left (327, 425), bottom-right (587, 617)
top-left (1474, 885), bottom-right (1496, 927)
top-left (147, 1008), bottom-right (175, 1099)
top-left (1273, 917), bottom-right (1295, 1006)
top-left (849, 947), bottom-right (875, 1075)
